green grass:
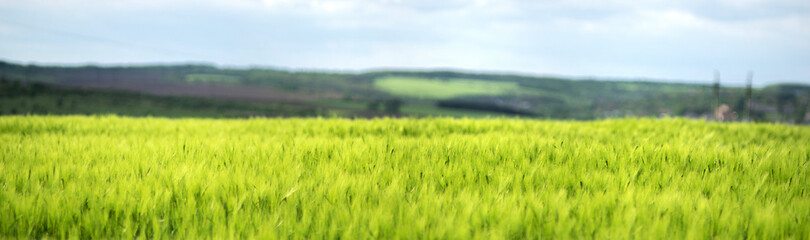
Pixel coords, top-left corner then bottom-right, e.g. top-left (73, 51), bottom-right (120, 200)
top-left (374, 77), bottom-right (520, 99)
top-left (185, 74), bottom-right (241, 84)
top-left (1, 116), bottom-right (808, 239)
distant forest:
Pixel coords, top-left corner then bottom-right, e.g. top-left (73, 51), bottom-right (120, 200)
top-left (1, 61), bottom-right (808, 123)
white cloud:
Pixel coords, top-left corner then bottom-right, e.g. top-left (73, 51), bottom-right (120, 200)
top-left (0, 0), bottom-right (807, 83)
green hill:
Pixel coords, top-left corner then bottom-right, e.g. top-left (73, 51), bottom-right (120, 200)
top-left (1, 61), bottom-right (808, 122)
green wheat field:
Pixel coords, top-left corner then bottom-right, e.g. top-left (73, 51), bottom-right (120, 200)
top-left (1, 116), bottom-right (808, 239)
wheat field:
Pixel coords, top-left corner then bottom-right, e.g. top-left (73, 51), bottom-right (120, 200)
top-left (1, 116), bottom-right (808, 238)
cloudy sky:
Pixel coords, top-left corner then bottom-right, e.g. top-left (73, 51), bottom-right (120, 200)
top-left (1, 0), bottom-right (808, 85)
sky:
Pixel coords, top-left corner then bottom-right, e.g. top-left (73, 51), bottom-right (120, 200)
top-left (0, 0), bottom-right (808, 85)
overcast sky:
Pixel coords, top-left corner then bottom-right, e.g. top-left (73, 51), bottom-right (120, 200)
top-left (1, 0), bottom-right (808, 85)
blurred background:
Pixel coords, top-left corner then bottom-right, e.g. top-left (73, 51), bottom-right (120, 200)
top-left (1, 0), bottom-right (808, 123)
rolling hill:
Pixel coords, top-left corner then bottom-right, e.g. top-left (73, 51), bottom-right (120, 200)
top-left (1, 61), bottom-right (808, 123)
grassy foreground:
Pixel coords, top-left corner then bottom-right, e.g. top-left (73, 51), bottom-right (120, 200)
top-left (1, 116), bottom-right (808, 239)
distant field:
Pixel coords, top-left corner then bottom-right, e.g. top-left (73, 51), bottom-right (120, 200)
top-left (374, 77), bottom-right (520, 99)
top-left (184, 74), bottom-right (241, 84)
top-left (0, 83), bottom-right (319, 118)
top-left (2, 116), bottom-right (808, 238)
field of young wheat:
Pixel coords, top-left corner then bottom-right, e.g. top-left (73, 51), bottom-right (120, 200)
top-left (1, 116), bottom-right (808, 238)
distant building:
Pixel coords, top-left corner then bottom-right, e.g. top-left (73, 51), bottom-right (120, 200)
top-left (714, 104), bottom-right (737, 121)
